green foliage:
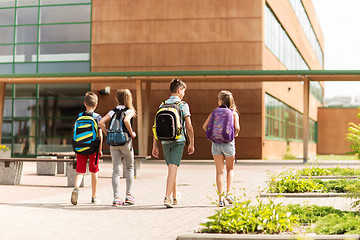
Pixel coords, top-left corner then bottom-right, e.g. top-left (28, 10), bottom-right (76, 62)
top-left (346, 114), bottom-right (360, 160)
top-left (200, 195), bottom-right (298, 234)
top-left (310, 214), bottom-right (360, 234)
top-left (283, 204), bottom-right (345, 225)
top-left (267, 169), bottom-right (323, 193)
top-left (267, 168), bottom-right (360, 193)
top-left (297, 165), bottom-right (331, 176)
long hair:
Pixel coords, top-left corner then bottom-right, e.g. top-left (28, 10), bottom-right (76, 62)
top-left (218, 90), bottom-right (238, 113)
top-left (116, 89), bottom-right (136, 116)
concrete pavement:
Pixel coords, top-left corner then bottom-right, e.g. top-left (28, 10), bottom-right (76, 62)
top-left (0, 160), bottom-right (358, 240)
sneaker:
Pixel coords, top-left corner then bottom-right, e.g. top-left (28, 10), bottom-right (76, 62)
top-left (164, 197), bottom-right (173, 208)
top-left (71, 188), bottom-right (79, 206)
top-left (219, 200), bottom-right (225, 207)
top-left (173, 199), bottom-right (178, 205)
top-left (91, 197), bottom-right (100, 204)
top-left (225, 195), bottom-right (234, 204)
top-left (113, 198), bottom-right (124, 206)
top-left (125, 194), bottom-right (135, 205)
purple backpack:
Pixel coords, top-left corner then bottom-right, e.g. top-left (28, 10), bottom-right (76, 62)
top-left (206, 105), bottom-right (235, 143)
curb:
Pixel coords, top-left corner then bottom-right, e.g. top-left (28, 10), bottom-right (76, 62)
top-left (260, 193), bottom-right (347, 198)
top-left (177, 233), bottom-right (360, 240)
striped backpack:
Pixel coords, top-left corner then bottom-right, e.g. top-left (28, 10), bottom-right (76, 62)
top-left (206, 105), bottom-right (235, 143)
top-left (72, 111), bottom-right (100, 155)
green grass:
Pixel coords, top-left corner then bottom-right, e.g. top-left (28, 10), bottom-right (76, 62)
top-left (314, 154), bottom-right (357, 161)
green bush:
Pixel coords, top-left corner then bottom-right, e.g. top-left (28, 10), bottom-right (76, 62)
top-left (267, 169), bottom-right (360, 193)
top-left (267, 169), bottom-right (323, 193)
top-left (346, 113), bottom-right (360, 160)
top-left (298, 166), bottom-right (360, 176)
top-left (200, 196), bottom-right (298, 234)
top-left (310, 214), bottom-right (360, 234)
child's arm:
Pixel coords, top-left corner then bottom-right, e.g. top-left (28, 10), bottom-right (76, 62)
top-left (98, 128), bottom-right (103, 157)
top-left (152, 136), bottom-right (160, 158)
top-left (234, 112), bottom-right (240, 137)
top-left (185, 116), bottom-right (195, 155)
top-left (202, 113), bottom-right (212, 131)
top-left (99, 115), bottom-right (110, 136)
top-left (124, 111), bottom-right (136, 138)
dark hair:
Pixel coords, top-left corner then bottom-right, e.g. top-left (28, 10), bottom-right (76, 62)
top-left (84, 92), bottom-right (98, 108)
top-left (170, 78), bottom-right (187, 93)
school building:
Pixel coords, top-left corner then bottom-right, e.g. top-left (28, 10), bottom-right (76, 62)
top-left (0, 0), bottom-right (326, 160)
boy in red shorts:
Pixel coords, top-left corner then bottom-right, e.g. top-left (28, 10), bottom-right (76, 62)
top-left (71, 92), bottom-right (103, 205)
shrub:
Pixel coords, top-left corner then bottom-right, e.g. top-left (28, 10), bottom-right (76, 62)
top-left (200, 195), bottom-right (299, 234)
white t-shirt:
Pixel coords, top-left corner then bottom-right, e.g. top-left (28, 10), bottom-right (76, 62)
top-left (107, 105), bottom-right (135, 118)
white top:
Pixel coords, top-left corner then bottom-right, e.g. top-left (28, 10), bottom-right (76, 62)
top-left (107, 105), bottom-right (135, 118)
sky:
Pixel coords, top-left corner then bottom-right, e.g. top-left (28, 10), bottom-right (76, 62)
top-left (312, 0), bottom-right (360, 99)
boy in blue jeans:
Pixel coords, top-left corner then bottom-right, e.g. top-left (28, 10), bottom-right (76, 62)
top-left (71, 92), bottom-right (103, 205)
top-left (152, 78), bottom-right (195, 208)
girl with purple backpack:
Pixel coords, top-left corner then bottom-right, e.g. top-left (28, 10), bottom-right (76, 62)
top-left (202, 90), bottom-right (240, 207)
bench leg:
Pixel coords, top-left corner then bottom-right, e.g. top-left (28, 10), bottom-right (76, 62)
top-left (0, 161), bottom-right (23, 185)
top-left (37, 156), bottom-right (57, 176)
top-left (66, 162), bottom-right (91, 188)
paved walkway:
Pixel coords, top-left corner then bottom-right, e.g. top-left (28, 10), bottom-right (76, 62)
top-left (0, 160), bottom-right (358, 240)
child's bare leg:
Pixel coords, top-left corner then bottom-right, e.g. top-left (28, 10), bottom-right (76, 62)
top-left (165, 164), bottom-right (178, 199)
top-left (91, 172), bottom-right (98, 197)
top-left (213, 154), bottom-right (225, 200)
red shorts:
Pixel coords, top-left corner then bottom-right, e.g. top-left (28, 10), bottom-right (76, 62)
top-left (76, 152), bottom-right (99, 173)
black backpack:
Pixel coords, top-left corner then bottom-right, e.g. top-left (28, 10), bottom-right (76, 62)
top-left (106, 108), bottom-right (131, 146)
top-left (152, 101), bottom-right (184, 141)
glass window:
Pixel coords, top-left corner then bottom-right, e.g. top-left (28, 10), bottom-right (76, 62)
top-left (39, 23), bottom-right (90, 42)
top-left (14, 63), bottom-right (37, 74)
top-left (39, 43), bottom-right (90, 61)
top-left (3, 99), bottom-right (12, 117)
top-left (38, 119), bottom-right (73, 136)
top-left (13, 119), bottom-right (36, 136)
top-left (0, 8), bottom-right (15, 26)
top-left (1, 120), bottom-right (12, 136)
top-left (15, 44), bottom-right (37, 62)
top-left (0, 27), bottom-right (14, 43)
top-left (37, 137), bottom-right (73, 155)
top-left (0, 45), bottom-right (13, 62)
top-left (38, 99), bottom-right (84, 117)
top-left (5, 83), bottom-right (12, 97)
top-left (14, 84), bottom-right (37, 97)
top-left (40, 0), bottom-right (91, 5)
top-left (13, 137), bottom-right (36, 155)
top-left (39, 83), bottom-right (89, 97)
top-left (40, 5), bottom-right (91, 24)
top-left (0, 63), bottom-right (13, 74)
top-left (16, 26), bottom-right (38, 43)
top-left (16, 7), bottom-right (38, 25)
top-left (0, 0), bottom-right (15, 8)
top-left (14, 99), bottom-right (36, 117)
top-left (38, 62), bottom-right (90, 73)
top-left (17, 0), bottom-right (38, 6)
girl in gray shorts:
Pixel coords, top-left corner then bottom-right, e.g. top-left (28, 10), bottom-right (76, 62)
top-left (203, 90), bottom-right (240, 207)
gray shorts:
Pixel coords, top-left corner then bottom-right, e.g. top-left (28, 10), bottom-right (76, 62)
top-left (211, 141), bottom-right (235, 157)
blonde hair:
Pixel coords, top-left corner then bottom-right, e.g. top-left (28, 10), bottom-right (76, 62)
top-left (84, 92), bottom-right (98, 108)
top-left (218, 90), bottom-right (238, 113)
top-left (116, 89), bottom-right (136, 115)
